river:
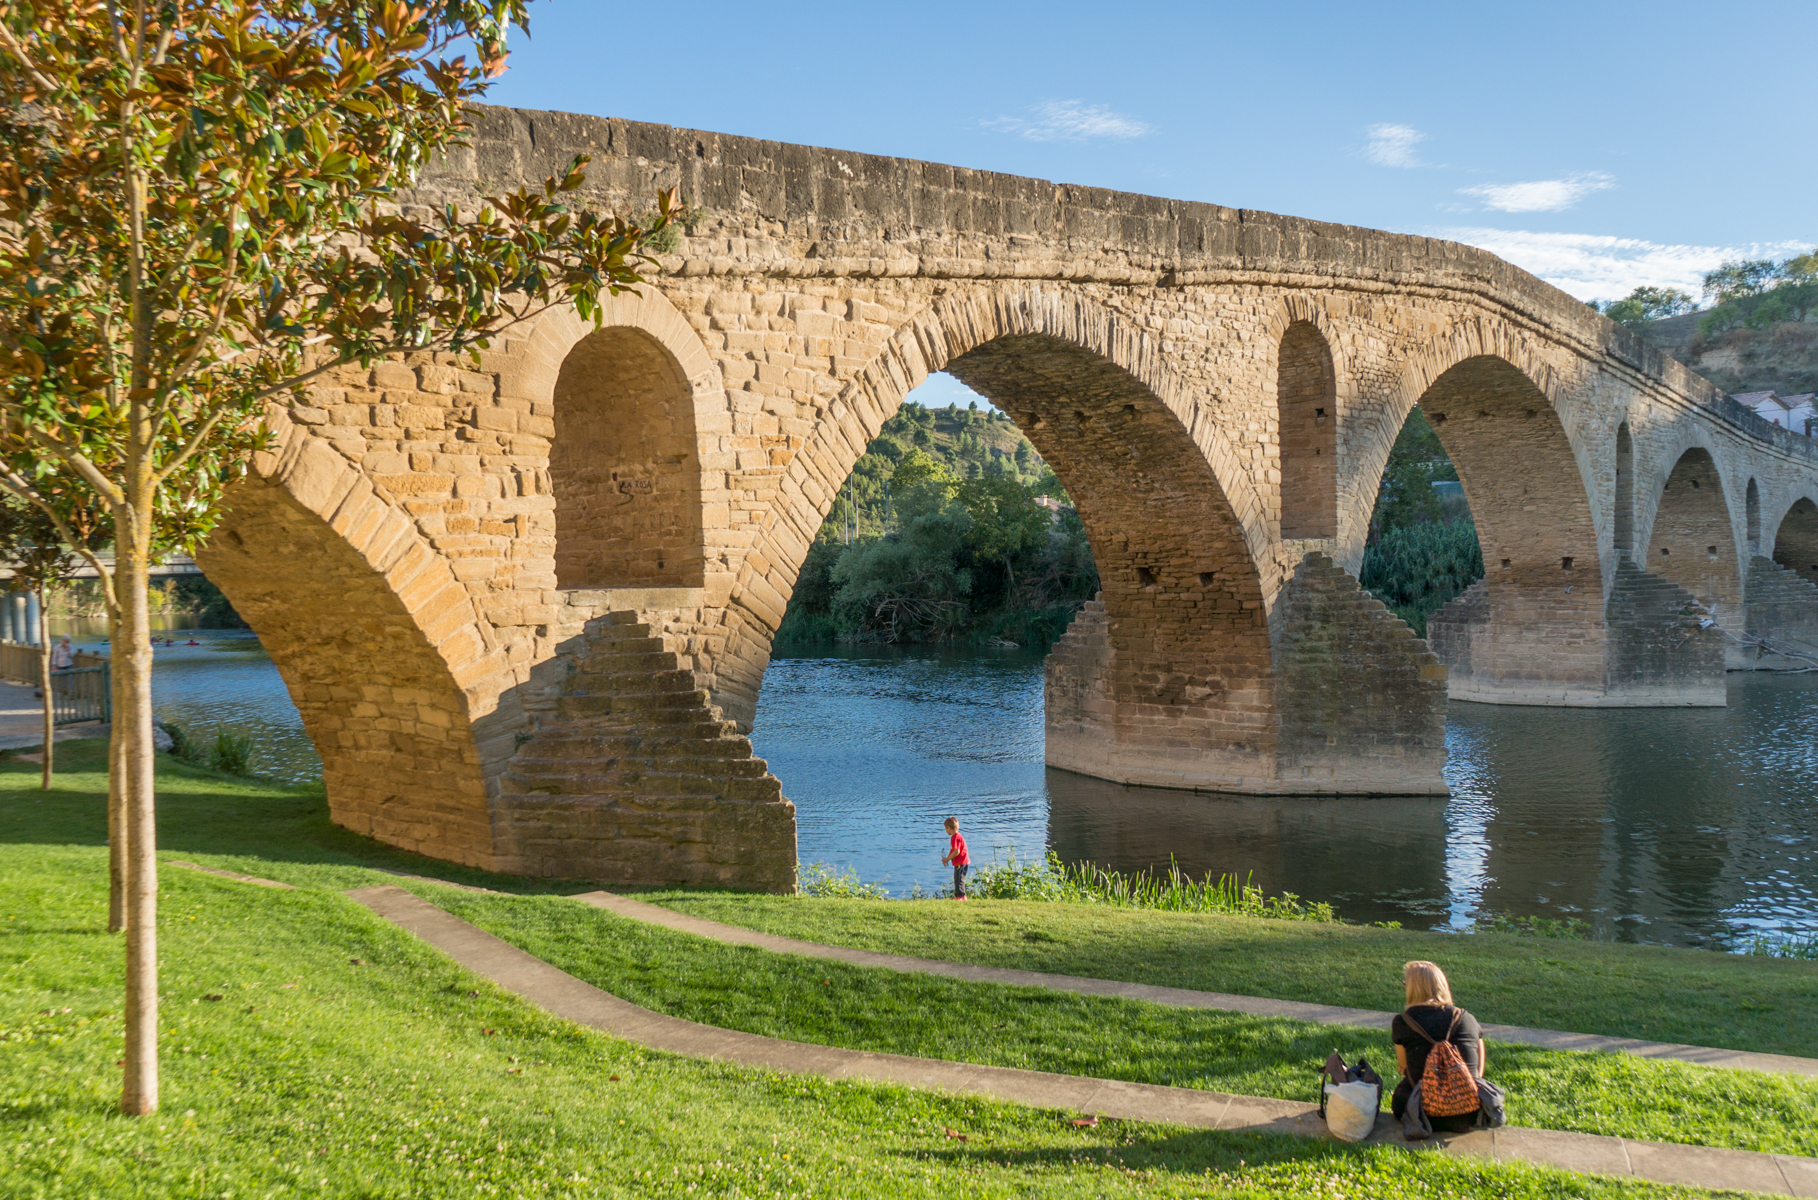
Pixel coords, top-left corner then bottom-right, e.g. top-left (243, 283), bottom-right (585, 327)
top-left (79, 627), bottom-right (1818, 952)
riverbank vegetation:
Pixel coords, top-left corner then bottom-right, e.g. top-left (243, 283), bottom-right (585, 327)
top-left (47, 574), bottom-right (245, 628)
top-left (777, 399), bottom-right (1099, 650)
top-left (2, 741), bottom-right (1731, 1199)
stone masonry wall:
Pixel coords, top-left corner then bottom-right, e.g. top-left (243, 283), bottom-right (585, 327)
top-left (194, 103), bottom-right (1818, 885)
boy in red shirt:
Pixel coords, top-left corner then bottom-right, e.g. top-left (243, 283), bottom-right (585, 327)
top-left (941, 816), bottom-right (970, 900)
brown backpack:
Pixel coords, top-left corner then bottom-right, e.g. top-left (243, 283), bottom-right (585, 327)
top-left (1406, 1008), bottom-right (1479, 1118)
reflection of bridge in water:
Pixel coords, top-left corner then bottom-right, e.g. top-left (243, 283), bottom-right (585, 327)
top-left (1051, 674), bottom-right (1816, 949)
top-left (184, 104), bottom-right (1818, 891)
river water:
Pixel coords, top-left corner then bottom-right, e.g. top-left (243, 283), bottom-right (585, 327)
top-left (79, 627), bottom-right (1818, 951)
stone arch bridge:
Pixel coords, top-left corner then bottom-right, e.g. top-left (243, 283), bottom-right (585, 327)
top-left (195, 105), bottom-right (1818, 892)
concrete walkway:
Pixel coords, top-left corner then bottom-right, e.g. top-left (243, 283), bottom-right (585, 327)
top-left (347, 884), bottom-right (1818, 1197)
top-left (0, 680), bottom-right (105, 751)
top-left (576, 891), bottom-right (1818, 1080)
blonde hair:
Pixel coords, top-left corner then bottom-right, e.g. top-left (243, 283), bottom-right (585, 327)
top-left (1403, 960), bottom-right (1453, 1007)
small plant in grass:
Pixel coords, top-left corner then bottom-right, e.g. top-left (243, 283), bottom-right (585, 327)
top-left (1744, 932), bottom-right (1818, 959)
top-left (797, 862), bottom-right (891, 899)
top-left (208, 729), bottom-right (255, 778)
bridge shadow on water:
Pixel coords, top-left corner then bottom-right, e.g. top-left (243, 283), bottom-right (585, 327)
top-left (1045, 771), bottom-right (1450, 928)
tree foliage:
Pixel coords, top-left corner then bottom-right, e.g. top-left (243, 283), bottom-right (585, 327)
top-left (0, 0), bottom-right (673, 1116)
top-left (1698, 251), bottom-right (1818, 336)
top-left (1597, 286), bottom-right (1696, 327)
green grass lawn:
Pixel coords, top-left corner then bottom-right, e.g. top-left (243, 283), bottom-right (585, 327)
top-left (426, 888), bottom-right (1818, 1158)
top-left (646, 893), bottom-right (1818, 1059)
top-left (0, 740), bottom-right (1795, 1198)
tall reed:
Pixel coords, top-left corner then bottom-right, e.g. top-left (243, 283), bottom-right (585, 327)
top-left (967, 852), bottom-right (1340, 922)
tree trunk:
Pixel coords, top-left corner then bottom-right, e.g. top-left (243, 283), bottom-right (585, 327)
top-left (36, 584), bottom-right (51, 790)
top-left (107, 645), bottom-right (126, 934)
top-left (117, 528), bottom-right (158, 1115)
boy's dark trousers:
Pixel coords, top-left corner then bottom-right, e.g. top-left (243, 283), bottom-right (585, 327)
top-left (953, 863), bottom-right (969, 897)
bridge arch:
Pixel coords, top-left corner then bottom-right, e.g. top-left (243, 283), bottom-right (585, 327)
top-left (1356, 318), bottom-right (1583, 574)
top-left (1276, 320), bottom-right (1339, 540)
top-left (1747, 479), bottom-right (1762, 553)
top-left (1641, 447), bottom-right (1744, 621)
top-left (1771, 497), bottom-right (1818, 577)
top-left (199, 413), bottom-right (499, 867)
top-left (718, 285), bottom-right (1292, 788)
top-left (516, 291), bottom-right (724, 592)
top-left (1614, 421), bottom-right (1635, 557)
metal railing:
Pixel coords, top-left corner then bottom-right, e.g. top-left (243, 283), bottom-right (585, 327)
top-left (0, 642), bottom-right (112, 725)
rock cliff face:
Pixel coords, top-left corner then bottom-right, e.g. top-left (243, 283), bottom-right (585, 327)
top-left (1639, 312), bottom-right (1818, 398)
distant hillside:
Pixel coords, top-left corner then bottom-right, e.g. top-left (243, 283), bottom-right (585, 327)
top-left (1637, 310), bottom-right (1818, 397)
top-left (821, 401), bottom-right (1053, 538)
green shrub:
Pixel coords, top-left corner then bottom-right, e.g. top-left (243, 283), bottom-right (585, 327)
top-left (797, 862), bottom-right (892, 899)
top-left (1473, 912), bottom-right (1591, 939)
top-left (1360, 517), bottom-right (1483, 636)
top-left (209, 727), bottom-right (255, 777)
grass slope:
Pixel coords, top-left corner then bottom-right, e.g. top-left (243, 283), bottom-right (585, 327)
top-left (0, 741), bottom-right (1785, 1197)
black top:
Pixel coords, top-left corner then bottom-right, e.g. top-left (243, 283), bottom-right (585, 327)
top-left (1391, 1004), bottom-right (1483, 1084)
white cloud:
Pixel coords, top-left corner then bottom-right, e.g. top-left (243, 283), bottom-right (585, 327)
top-left (1364, 124), bottom-right (1426, 168)
top-left (983, 100), bottom-right (1154, 142)
top-left (1458, 172), bottom-right (1615, 213)
top-left (1432, 227), bottom-right (1814, 302)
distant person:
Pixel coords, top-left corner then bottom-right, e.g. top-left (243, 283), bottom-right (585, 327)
top-left (940, 816), bottom-right (970, 900)
top-left (48, 636), bottom-right (75, 672)
top-left (1392, 960), bottom-right (1486, 1132)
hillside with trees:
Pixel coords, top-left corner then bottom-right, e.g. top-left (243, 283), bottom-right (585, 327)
top-left (776, 400), bottom-right (1099, 649)
top-left (1603, 250), bottom-right (1818, 398)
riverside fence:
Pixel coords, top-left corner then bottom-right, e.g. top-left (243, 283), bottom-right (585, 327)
top-left (0, 642), bottom-right (111, 725)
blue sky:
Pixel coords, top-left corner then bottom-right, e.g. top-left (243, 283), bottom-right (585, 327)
top-left (486, 0), bottom-right (1814, 405)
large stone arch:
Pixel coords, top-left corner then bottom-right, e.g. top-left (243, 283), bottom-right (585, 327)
top-left (1349, 317), bottom-right (1583, 576)
top-left (714, 285), bottom-right (1272, 725)
top-left (199, 413), bottom-right (500, 867)
top-left (1642, 447), bottom-right (1745, 622)
top-left (1772, 496), bottom-right (1818, 577)
top-left (1396, 344), bottom-right (1612, 703)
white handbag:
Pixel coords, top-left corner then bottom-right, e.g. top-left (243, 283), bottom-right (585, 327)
top-left (1323, 1079), bottom-right (1382, 1143)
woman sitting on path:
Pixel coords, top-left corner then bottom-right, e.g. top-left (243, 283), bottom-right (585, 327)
top-left (1391, 960), bottom-right (1486, 1132)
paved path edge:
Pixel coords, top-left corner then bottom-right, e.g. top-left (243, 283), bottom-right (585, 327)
top-left (348, 884), bottom-right (1818, 1198)
top-left (577, 891), bottom-right (1818, 1080)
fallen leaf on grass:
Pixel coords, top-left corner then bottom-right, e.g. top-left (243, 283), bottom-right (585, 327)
top-left (608, 1075), bottom-right (620, 1082)
top-left (203, 994), bottom-right (223, 1002)
top-left (1070, 1116), bottom-right (1100, 1128)
top-left (482, 1028), bottom-right (496, 1036)
top-left (943, 1128), bottom-right (968, 1143)
top-left (349, 958), bottom-right (367, 967)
